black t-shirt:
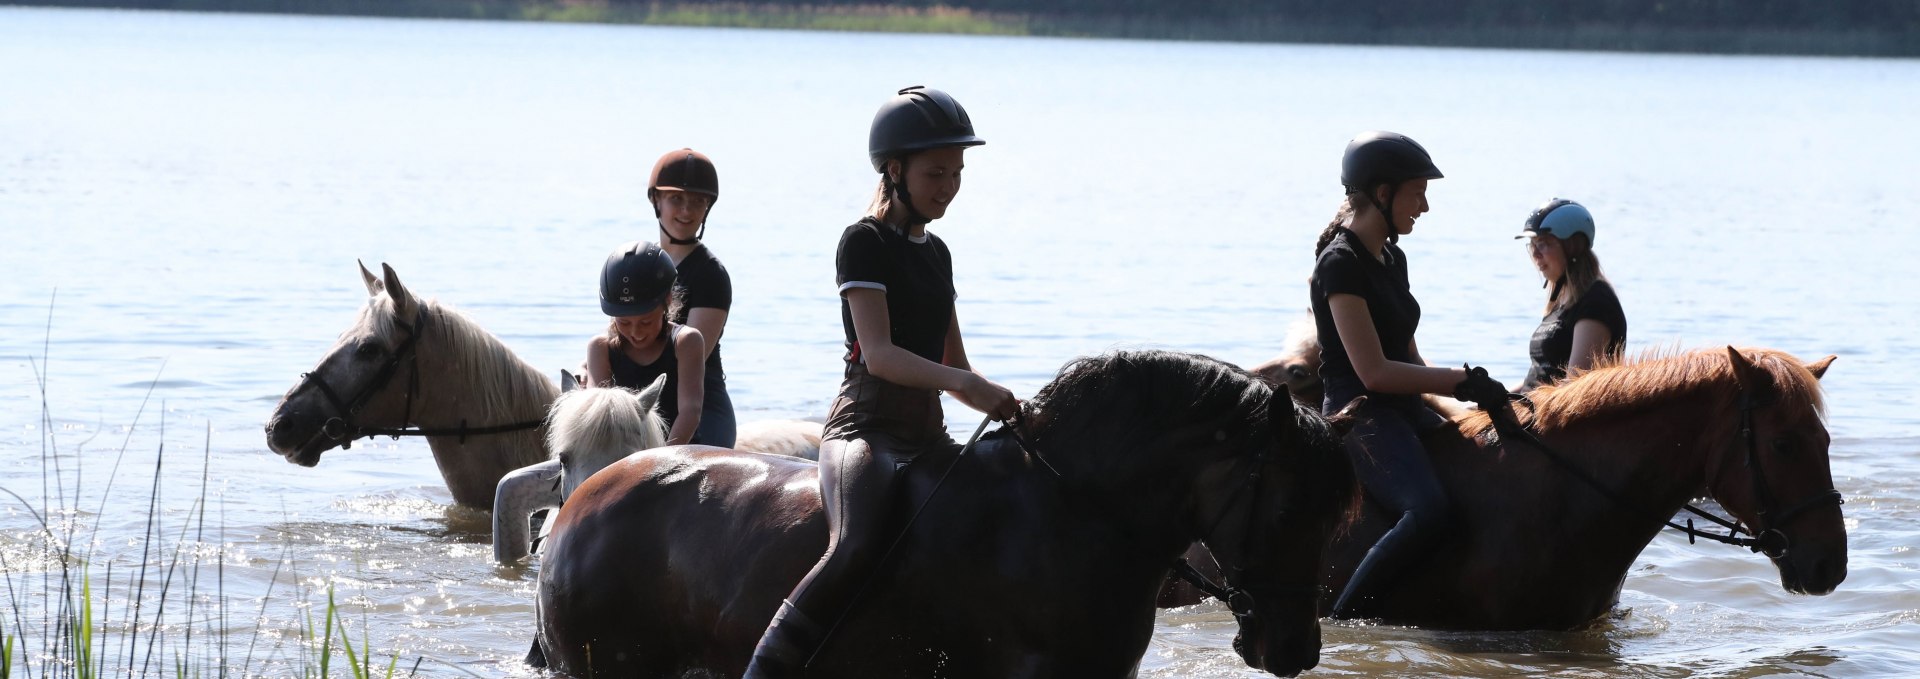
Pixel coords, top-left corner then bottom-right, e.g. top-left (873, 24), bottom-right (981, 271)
top-left (1310, 228), bottom-right (1420, 395)
top-left (836, 218), bottom-right (955, 365)
top-left (669, 244), bottom-right (731, 379)
top-left (1523, 280), bottom-right (1627, 389)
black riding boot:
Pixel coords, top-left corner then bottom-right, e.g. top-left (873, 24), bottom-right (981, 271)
top-left (1331, 509), bottom-right (1438, 620)
top-left (743, 599), bottom-right (825, 678)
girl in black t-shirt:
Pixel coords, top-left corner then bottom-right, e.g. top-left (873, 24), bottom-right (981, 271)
top-left (1309, 132), bottom-right (1510, 620)
top-left (1516, 198), bottom-right (1627, 390)
top-left (648, 148), bottom-right (737, 447)
top-left (743, 86), bottom-right (1018, 678)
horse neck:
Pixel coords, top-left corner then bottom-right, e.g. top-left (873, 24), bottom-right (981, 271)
top-left (1524, 386), bottom-right (1735, 562)
top-left (410, 305), bottom-right (559, 508)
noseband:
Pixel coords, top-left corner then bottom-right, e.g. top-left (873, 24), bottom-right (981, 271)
top-left (292, 310), bottom-right (542, 450)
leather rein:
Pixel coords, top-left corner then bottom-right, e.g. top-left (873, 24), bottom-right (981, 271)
top-left (1495, 383), bottom-right (1842, 559)
top-left (292, 310), bottom-right (543, 450)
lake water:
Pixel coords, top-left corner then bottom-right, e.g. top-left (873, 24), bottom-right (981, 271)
top-left (2, 6), bottom-right (1917, 677)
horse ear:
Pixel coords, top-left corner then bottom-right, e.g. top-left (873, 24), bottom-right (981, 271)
top-left (1267, 383), bottom-right (1296, 438)
top-left (637, 373), bottom-right (668, 412)
top-left (560, 369), bottom-right (580, 393)
top-left (359, 259), bottom-right (383, 296)
top-left (1328, 396), bottom-right (1366, 438)
top-left (1805, 355), bottom-right (1836, 380)
top-left (1725, 346), bottom-right (1759, 389)
top-left (380, 263), bottom-right (417, 319)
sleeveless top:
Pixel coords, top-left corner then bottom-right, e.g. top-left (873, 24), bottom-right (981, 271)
top-left (1523, 280), bottom-right (1627, 390)
top-left (608, 324), bottom-right (685, 427)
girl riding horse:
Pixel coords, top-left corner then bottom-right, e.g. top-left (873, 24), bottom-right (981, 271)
top-left (743, 86), bottom-right (1020, 677)
top-left (1309, 131), bottom-right (1510, 619)
top-left (649, 148), bottom-right (739, 447)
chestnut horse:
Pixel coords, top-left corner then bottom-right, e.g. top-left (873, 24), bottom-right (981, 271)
top-left (535, 350), bottom-right (1357, 678)
top-left (1318, 346), bottom-right (1846, 629)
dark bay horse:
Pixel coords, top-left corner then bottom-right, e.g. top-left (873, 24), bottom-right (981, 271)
top-left (536, 350), bottom-right (1358, 678)
top-left (1321, 346), bottom-right (1845, 630)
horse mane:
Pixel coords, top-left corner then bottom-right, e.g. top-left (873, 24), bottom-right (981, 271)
top-left (1468, 346), bottom-right (1826, 435)
top-left (366, 294), bottom-right (558, 427)
top-left (544, 387), bottom-right (668, 462)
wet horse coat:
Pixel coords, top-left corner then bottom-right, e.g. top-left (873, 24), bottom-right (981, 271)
top-left (536, 351), bottom-right (1357, 678)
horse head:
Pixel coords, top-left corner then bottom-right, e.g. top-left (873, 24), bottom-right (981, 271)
top-left (266, 261), bottom-right (429, 466)
top-left (546, 376), bottom-right (670, 500)
top-left (1250, 311), bottom-right (1323, 409)
top-left (1204, 383), bottom-right (1358, 677)
top-left (1704, 347), bottom-right (1846, 595)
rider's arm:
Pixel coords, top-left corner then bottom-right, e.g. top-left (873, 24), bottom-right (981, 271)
top-left (1567, 319), bottom-right (1612, 373)
top-left (585, 335), bottom-right (614, 388)
top-left (1327, 293), bottom-right (1466, 395)
top-left (847, 289), bottom-right (1014, 418)
top-left (683, 307), bottom-right (728, 361)
top-left (665, 327), bottom-right (705, 446)
top-left (940, 308), bottom-right (1018, 420)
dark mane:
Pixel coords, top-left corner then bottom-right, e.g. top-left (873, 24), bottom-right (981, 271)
top-left (1461, 347), bottom-right (1827, 435)
top-left (1026, 350), bottom-right (1270, 472)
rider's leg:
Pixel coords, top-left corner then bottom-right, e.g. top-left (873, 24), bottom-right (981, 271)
top-left (744, 435), bottom-right (899, 677)
top-left (1329, 398), bottom-right (1451, 619)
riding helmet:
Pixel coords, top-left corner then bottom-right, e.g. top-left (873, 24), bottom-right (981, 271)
top-left (868, 86), bottom-right (986, 173)
top-left (1340, 131), bottom-right (1444, 192)
top-left (1518, 198), bottom-right (1596, 245)
top-left (600, 241), bottom-right (677, 317)
top-left (648, 148), bottom-right (719, 203)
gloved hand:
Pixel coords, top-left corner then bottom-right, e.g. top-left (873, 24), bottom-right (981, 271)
top-left (1452, 364), bottom-right (1511, 413)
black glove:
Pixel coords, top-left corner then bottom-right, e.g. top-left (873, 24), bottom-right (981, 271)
top-left (1452, 364), bottom-right (1510, 412)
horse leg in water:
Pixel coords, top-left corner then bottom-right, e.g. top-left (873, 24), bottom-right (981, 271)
top-left (745, 436), bottom-right (914, 677)
top-left (1330, 398), bottom-right (1451, 619)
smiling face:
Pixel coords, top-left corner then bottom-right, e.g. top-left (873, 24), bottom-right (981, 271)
top-left (892, 146), bottom-right (966, 221)
top-left (611, 308), bottom-right (667, 349)
top-left (654, 189), bottom-right (712, 242)
top-left (1380, 178), bottom-right (1430, 235)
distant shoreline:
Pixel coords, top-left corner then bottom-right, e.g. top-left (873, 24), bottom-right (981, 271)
top-left (14, 1), bottom-right (1918, 58)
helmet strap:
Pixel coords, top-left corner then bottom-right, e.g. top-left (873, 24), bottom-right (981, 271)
top-left (662, 226), bottom-right (702, 246)
top-left (885, 159), bottom-right (931, 227)
top-left (1367, 185), bottom-right (1399, 245)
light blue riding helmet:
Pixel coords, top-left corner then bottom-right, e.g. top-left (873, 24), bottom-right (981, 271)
top-left (1517, 198), bottom-right (1596, 244)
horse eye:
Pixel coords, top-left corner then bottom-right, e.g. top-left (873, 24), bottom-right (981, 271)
top-left (1288, 366), bottom-right (1309, 379)
top-left (1771, 437), bottom-right (1796, 458)
top-left (353, 341), bottom-right (383, 358)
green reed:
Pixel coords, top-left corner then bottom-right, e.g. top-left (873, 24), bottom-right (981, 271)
top-left (1, 295), bottom-right (421, 678)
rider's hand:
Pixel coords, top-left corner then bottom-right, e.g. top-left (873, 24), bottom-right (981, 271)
top-left (1452, 364), bottom-right (1510, 413)
top-left (959, 374), bottom-right (1020, 422)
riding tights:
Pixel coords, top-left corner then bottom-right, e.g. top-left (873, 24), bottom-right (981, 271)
top-left (744, 364), bottom-right (951, 678)
top-left (1324, 381), bottom-right (1451, 619)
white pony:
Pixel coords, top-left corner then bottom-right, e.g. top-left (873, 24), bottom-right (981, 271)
top-left (492, 372), bottom-right (825, 563)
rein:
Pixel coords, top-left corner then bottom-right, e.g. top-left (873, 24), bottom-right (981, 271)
top-left (1492, 384), bottom-right (1842, 559)
top-left (293, 310), bottom-right (544, 450)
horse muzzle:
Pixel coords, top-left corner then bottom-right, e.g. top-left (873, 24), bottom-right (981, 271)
top-left (264, 408), bottom-right (341, 466)
top-left (1233, 620), bottom-right (1320, 678)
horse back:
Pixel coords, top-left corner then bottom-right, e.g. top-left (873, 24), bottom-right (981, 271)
top-left (538, 447), bottom-right (826, 676)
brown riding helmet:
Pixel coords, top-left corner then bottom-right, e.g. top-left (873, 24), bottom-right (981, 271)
top-left (648, 148), bottom-right (719, 204)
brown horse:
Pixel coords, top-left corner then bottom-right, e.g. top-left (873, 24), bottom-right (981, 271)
top-left (1320, 346), bottom-right (1844, 630)
top-left (1249, 312), bottom-right (1323, 408)
top-left (535, 350), bottom-right (1358, 678)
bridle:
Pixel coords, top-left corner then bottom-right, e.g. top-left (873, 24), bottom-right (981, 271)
top-left (1495, 377), bottom-right (1842, 559)
top-left (291, 309), bottom-right (543, 450)
top-left (1169, 417), bottom-right (1324, 626)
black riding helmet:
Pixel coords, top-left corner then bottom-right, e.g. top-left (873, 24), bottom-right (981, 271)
top-left (1340, 131), bottom-right (1443, 241)
top-left (650, 149), bottom-right (720, 245)
top-left (868, 86), bottom-right (986, 225)
top-left (600, 241), bottom-right (677, 317)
